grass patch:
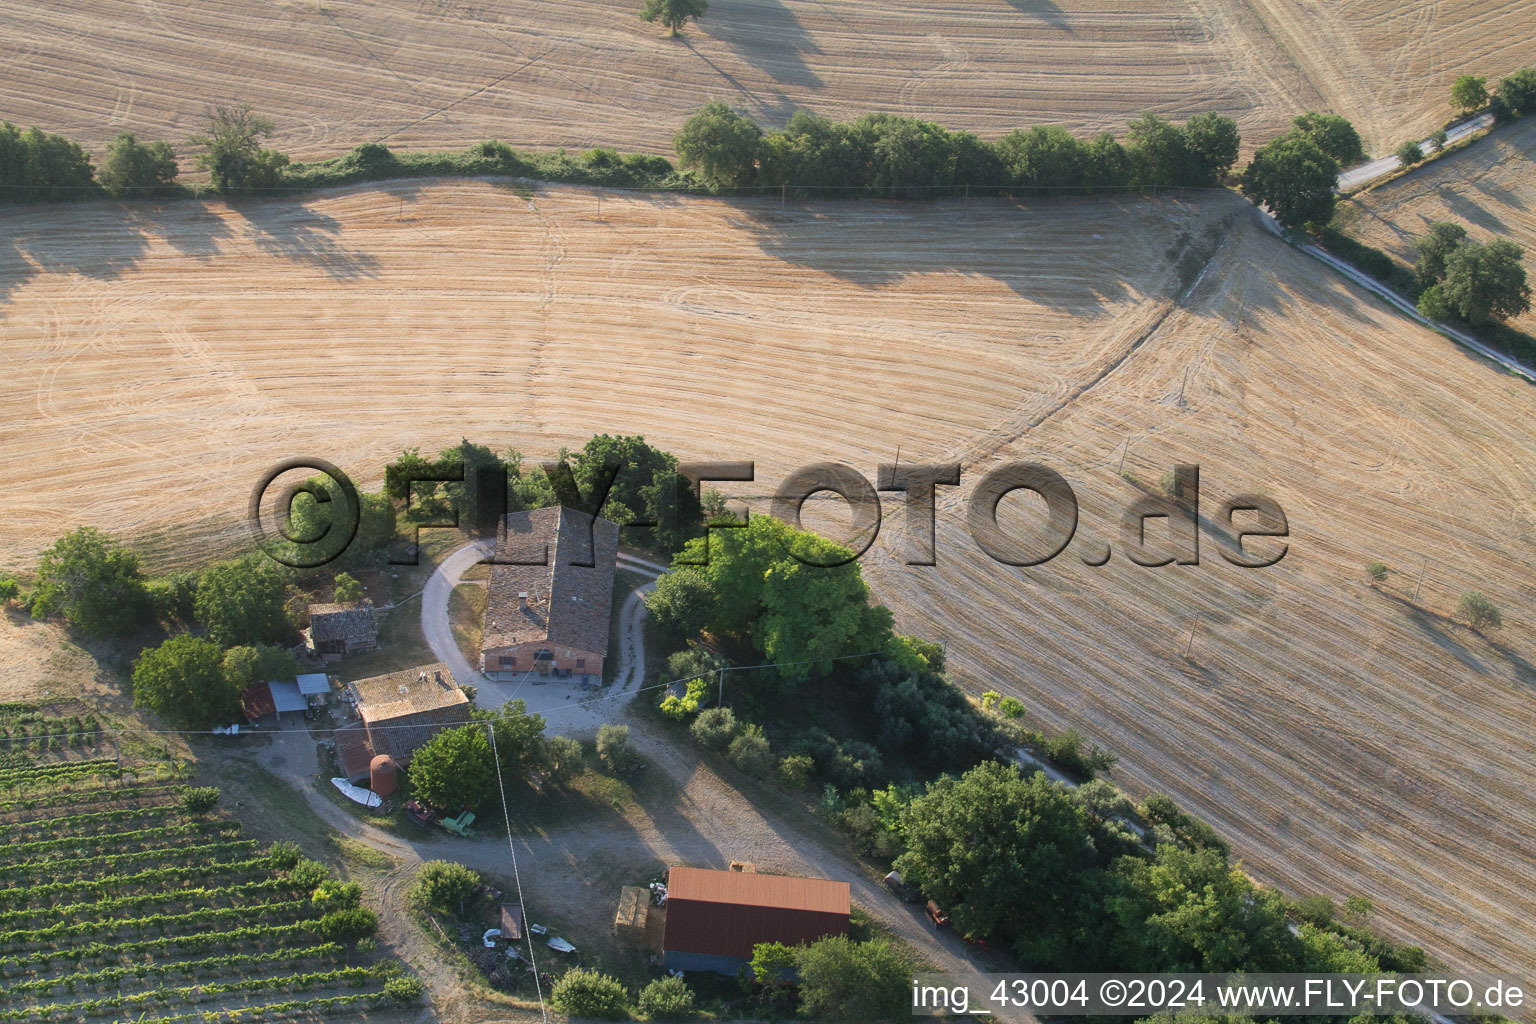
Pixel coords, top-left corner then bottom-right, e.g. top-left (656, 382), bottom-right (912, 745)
top-left (449, 582), bottom-right (487, 666)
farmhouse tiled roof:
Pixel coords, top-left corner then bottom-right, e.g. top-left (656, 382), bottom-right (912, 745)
top-left (482, 506), bottom-right (618, 657)
top-left (350, 662), bottom-right (467, 721)
top-left (308, 603), bottom-right (377, 646)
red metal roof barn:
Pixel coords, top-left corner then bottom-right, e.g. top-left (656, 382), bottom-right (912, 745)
top-left (661, 866), bottom-right (850, 974)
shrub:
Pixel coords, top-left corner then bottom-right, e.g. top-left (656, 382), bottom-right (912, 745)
top-left (267, 840), bottom-right (303, 870)
top-left (1457, 591), bottom-right (1502, 631)
top-left (551, 967), bottom-right (629, 1019)
top-left (1366, 561), bottom-right (1390, 583)
top-left (1294, 893), bottom-right (1336, 926)
top-left (728, 725), bottom-right (774, 778)
top-left (1451, 74), bottom-right (1488, 113)
top-left (383, 976), bottom-right (425, 1003)
top-left (312, 880), bottom-right (363, 912)
top-left (0, 577), bottom-right (17, 602)
top-left (979, 690), bottom-right (1000, 712)
top-left (410, 860), bottom-right (481, 913)
top-left (178, 786), bottom-right (220, 813)
top-left (1431, 128), bottom-right (1449, 151)
top-left (998, 696), bottom-right (1025, 719)
top-left (1395, 140), bottom-right (1424, 166)
top-left (543, 734), bottom-right (584, 784)
top-left (289, 859), bottom-right (329, 888)
top-left (689, 707), bottom-right (737, 751)
top-left (776, 753), bottom-right (814, 790)
top-left (318, 907), bottom-right (378, 942)
top-left (596, 723), bottom-right (639, 772)
top-left (638, 975), bottom-right (695, 1018)
top-left (332, 572), bottom-right (364, 603)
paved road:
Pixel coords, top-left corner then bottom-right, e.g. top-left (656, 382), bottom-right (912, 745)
top-left (1336, 113), bottom-right (1494, 191)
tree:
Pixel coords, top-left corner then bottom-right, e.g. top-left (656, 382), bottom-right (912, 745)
top-left (190, 104), bottom-right (288, 193)
top-left (793, 936), bottom-right (911, 1024)
top-left (409, 724), bottom-right (496, 809)
top-left (478, 699), bottom-right (547, 775)
top-left (1431, 128), bottom-right (1449, 151)
top-left (145, 571), bottom-right (197, 625)
top-left (98, 132), bottom-right (177, 196)
top-left (996, 124), bottom-right (1086, 195)
top-left (543, 735), bottom-right (585, 784)
top-left (1366, 561), bottom-right (1390, 583)
top-left (645, 568), bottom-right (716, 642)
top-left (195, 555), bottom-right (292, 648)
top-left (1240, 131), bottom-right (1339, 231)
top-left (409, 860), bottom-right (482, 913)
top-left (674, 102), bottom-right (760, 188)
top-left (1495, 66), bottom-right (1536, 117)
top-left (332, 572), bottom-right (364, 603)
top-left (895, 762), bottom-right (1098, 964)
top-left (1457, 591), bottom-right (1502, 631)
top-left (596, 723), bottom-right (638, 772)
top-left (0, 123), bottom-right (95, 202)
top-left (858, 113), bottom-right (958, 198)
top-left (1342, 894), bottom-right (1374, 921)
top-left (1112, 844), bottom-right (1299, 972)
top-left (1290, 112), bottom-right (1366, 165)
top-left (1412, 220), bottom-right (1468, 282)
top-left (33, 528), bottom-right (152, 636)
top-left (640, 0), bottom-right (708, 35)
top-left (1451, 75), bottom-right (1489, 113)
top-left (1441, 238), bottom-right (1531, 324)
top-left (1395, 140), bottom-right (1424, 166)
top-left (728, 724), bottom-right (773, 777)
top-left (690, 706), bottom-right (737, 751)
top-left (638, 974), bottom-right (695, 1018)
top-left (1127, 112), bottom-right (1192, 188)
top-left (1181, 112), bottom-right (1241, 185)
top-left (551, 967), bottom-right (629, 1019)
top-left (132, 634), bottom-right (239, 729)
top-left (0, 578), bottom-right (18, 604)
top-left (221, 644), bottom-right (299, 693)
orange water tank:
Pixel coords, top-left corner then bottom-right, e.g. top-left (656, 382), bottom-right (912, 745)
top-left (369, 754), bottom-right (399, 797)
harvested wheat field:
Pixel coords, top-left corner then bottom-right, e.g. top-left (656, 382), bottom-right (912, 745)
top-left (3, 180), bottom-right (1536, 976)
top-left (0, 0), bottom-right (1478, 166)
top-left (1240, 0), bottom-right (1534, 152)
top-left (1338, 115), bottom-right (1536, 336)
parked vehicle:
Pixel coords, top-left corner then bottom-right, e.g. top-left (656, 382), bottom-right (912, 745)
top-left (404, 800), bottom-right (435, 826)
top-left (883, 871), bottom-right (919, 902)
top-left (925, 899), bottom-right (951, 929)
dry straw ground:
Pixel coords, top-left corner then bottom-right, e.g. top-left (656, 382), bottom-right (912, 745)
top-left (0, 0), bottom-right (1528, 164)
top-left (2, 182), bottom-right (1535, 977)
top-left (1338, 114), bottom-right (1536, 336)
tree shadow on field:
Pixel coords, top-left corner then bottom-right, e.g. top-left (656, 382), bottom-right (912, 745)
top-left (1374, 588), bottom-right (1490, 675)
top-left (1002, 0), bottom-right (1075, 35)
top-left (1434, 183), bottom-right (1510, 235)
top-left (126, 202), bottom-right (235, 260)
top-left (701, 0), bottom-right (824, 90)
top-left (231, 197), bottom-right (380, 282)
top-left (2, 207), bottom-right (150, 300)
top-left (680, 36), bottom-right (799, 129)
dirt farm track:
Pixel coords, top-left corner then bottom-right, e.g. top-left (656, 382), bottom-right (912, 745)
top-left (3, 181), bottom-right (1536, 978)
top-left (1, 0), bottom-right (1533, 162)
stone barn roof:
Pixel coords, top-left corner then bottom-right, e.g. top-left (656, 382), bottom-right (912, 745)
top-left (309, 603), bottom-right (377, 646)
top-left (482, 506), bottom-right (619, 656)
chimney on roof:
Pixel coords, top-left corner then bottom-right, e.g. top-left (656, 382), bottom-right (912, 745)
top-left (518, 591), bottom-right (529, 610)
top-left (434, 671), bottom-right (444, 686)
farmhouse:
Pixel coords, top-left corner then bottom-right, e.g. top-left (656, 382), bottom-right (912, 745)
top-left (481, 506), bottom-right (619, 685)
top-left (307, 602), bottom-right (378, 658)
top-left (661, 866), bottom-right (850, 975)
top-left (335, 662), bottom-right (470, 777)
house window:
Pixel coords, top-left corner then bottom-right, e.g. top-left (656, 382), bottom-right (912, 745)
top-left (575, 658), bottom-right (585, 669)
top-left (499, 656), bottom-right (516, 669)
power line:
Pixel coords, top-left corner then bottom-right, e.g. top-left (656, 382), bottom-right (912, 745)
top-left (486, 722), bottom-right (547, 1023)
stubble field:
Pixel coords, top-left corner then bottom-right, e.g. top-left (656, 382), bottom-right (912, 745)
top-left (0, 0), bottom-right (1527, 166)
top-left (1337, 114), bottom-right (1536, 336)
top-left (2, 181), bottom-right (1535, 977)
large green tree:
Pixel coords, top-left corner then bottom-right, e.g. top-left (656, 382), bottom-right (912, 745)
top-left (674, 102), bottom-right (760, 188)
top-left (1181, 112), bottom-right (1241, 185)
top-left (33, 528), bottom-right (152, 636)
top-left (190, 104), bottom-right (288, 193)
top-left (98, 132), bottom-right (177, 196)
top-left (639, 0), bottom-right (707, 36)
top-left (895, 762), bottom-right (1098, 963)
top-left (562, 434), bottom-right (700, 554)
top-left (1441, 237), bottom-right (1531, 324)
top-left (1411, 220), bottom-right (1468, 282)
top-left (792, 936), bottom-right (911, 1024)
top-left (644, 566), bottom-right (717, 642)
top-left (1240, 131), bottom-right (1339, 231)
top-left (995, 124), bottom-right (1086, 195)
top-left (409, 723), bottom-right (496, 809)
top-left (133, 634), bottom-right (240, 728)
top-left (1289, 112), bottom-right (1365, 165)
top-left (1451, 75), bottom-right (1489, 113)
top-left (474, 699), bottom-right (547, 775)
top-left (221, 643), bottom-right (299, 693)
top-left (0, 123), bottom-right (94, 202)
top-left (194, 555), bottom-right (292, 648)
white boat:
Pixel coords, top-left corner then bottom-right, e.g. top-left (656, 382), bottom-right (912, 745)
top-left (329, 777), bottom-right (382, 809)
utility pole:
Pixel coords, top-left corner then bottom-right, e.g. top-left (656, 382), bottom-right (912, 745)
top-left (1184, 620), bottom-right (1198, 659)
top-left (1118, 440), bottom-right (1130, 475)
top-left (1414, 556), bottom-right (1429, 602)
top-left (717, 668), bottom-right (724, 707)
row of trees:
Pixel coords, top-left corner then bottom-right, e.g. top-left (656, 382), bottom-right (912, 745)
top-left (676, 103), bottom-right (1242, 198)
top-left (0, 104), bottom-right (294, 203)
